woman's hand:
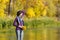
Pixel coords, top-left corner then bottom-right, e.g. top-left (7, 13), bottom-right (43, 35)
top-left (18, 25), bottom-right (23, 28)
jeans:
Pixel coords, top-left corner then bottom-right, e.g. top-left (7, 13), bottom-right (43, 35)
top-left (16, 29), bottom-right (24, 40)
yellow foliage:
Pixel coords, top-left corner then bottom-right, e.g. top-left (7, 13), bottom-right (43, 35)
top-left (0, 13), bottom-right (6, 18)
top-left (2, 0), bottom-right (9, 3)
top-left (34, 0), bottom-right (46, 17)
top-left (0, 0), bottom-right (9, 18)
top-left (0, 0), bottom-right (57, 17)
top-left (0, 9), bottom-right (6, 18)
top-left (39, 1), bottom-right (44, 10)
top-left (42, 6), bottom-right (48, 16)
top-left (5, 0), bottom-right (9, 2)
top-left (26, 7), bottom-right (35, 18)
top-left (1, 4), bottom-right (6, 9)
top-left (0, 0), bottom-right (1, 2)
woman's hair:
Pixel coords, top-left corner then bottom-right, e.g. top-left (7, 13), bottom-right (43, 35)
top-left (17, 10), bottom-right (24, 16)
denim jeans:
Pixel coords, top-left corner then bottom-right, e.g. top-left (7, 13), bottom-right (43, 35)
top-left (16, 30), bottom-right (24, 40)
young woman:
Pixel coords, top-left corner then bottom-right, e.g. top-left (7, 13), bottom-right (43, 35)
top-left (13, 10), bottom-right (25, 40)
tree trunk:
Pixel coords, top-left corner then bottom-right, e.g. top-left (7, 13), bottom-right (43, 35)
top-left (56, 0), bottom-right (60, 21)
top-left (8, 0), bottom-right (13, 15)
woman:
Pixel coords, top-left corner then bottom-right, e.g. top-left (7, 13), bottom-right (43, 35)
top-left (13, 10), bottom-right (25, 40)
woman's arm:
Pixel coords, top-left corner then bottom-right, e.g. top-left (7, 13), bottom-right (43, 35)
top-left (13, 18), bottom-right (18, 27)
top-left (13, 17), bottom-right (22, 28)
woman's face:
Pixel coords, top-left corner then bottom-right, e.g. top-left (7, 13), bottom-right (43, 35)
top-left (19, 13), bottom-right (24, 18)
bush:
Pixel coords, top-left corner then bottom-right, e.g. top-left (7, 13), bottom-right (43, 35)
top-left (0, 17), bottom-right (60, 29)
top-left (0, 18), bottom-right (13, 29)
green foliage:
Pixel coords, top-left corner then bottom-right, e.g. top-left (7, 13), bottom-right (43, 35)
top-left (0, 18), bottom-right (13, 29)
top-left (0, 17), bottom-right (60, 29)
top-left (24, 17), bottom-right (60, 29)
